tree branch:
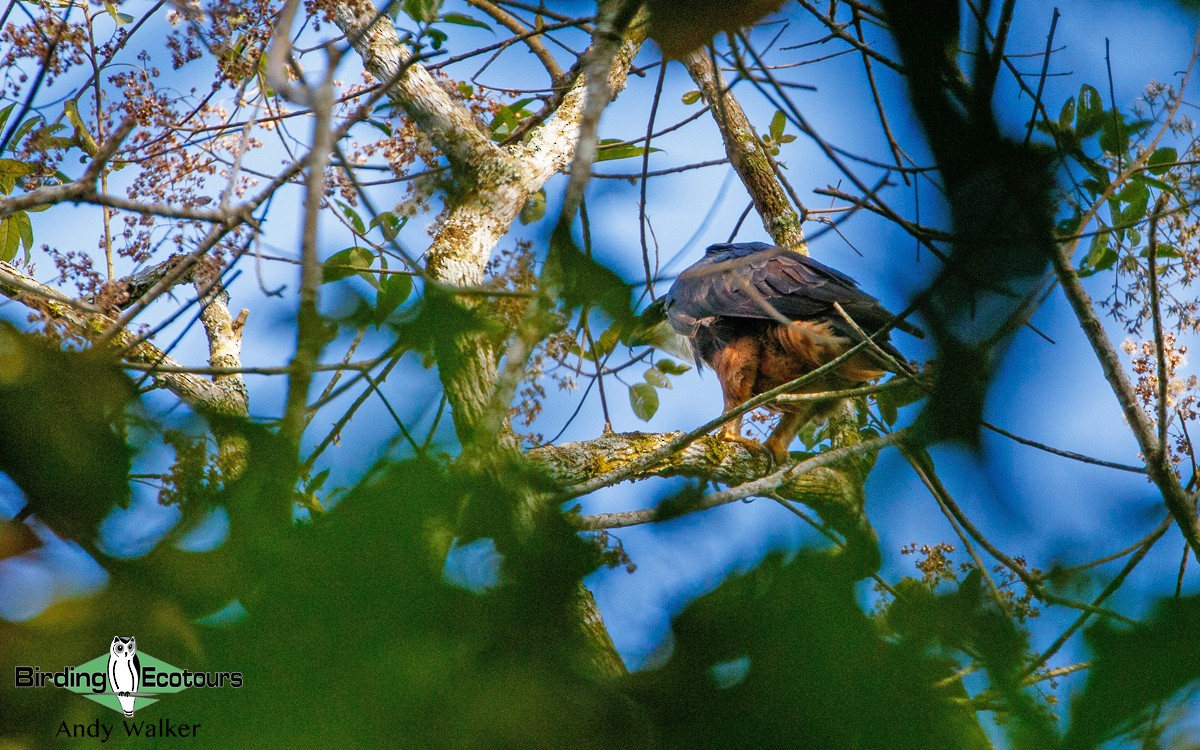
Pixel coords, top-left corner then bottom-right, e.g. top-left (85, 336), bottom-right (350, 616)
top-left (0, 260), bottom-right (241, 415)
top-left (682, 46), bottom-right (806, 249)
top-left (1051, 243), bottom-right (1200, 558)
top-left (537, 429), bottom-right (900, 531)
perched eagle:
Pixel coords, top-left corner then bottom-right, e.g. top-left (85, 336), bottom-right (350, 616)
top-left (661, 242), bottom-right (921, 463)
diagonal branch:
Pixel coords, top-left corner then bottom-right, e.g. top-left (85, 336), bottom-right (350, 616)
top-left (330, 0), bottom-right (503, 172)
top-left (682, 46), bottom-right (805, 249)
top-left (1051, 244), bottom-right (1200, 558)
top-left (0, 260), bottom-right (241, 415)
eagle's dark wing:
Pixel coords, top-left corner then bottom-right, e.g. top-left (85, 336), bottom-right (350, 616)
top-left (665, 242), bottom-right (920, 341)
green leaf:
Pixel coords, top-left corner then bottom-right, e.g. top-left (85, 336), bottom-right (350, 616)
top-left (1078, 230), bottom-right (1117, 277)
top-left (64, 100), bottom-right (99, 156)
top-left (875, 378), bottom-right (926, 426)
top-left (1075, 84), bottom-right (1105, 139)
top-left (1098, 111), bottom-right (1126, 156)
top-left (374, 273), bottom-right (412, 323)
top-left (0, 158), bottom-right (31, 195)
top-left (0, 103), bottom-right (16, 135)
top-left (403, 0), bottom-right (442, 24)
top-left (1140, 243), bottom-right (1181, 259)
top-left (337, 201), bottom-right (367, 235)
top-left (308, 468), bottom-right (331, 492)
top-left (519, 189), bottom-right (546, 225)
top-left (14, 210), bottom-right (31, 261)
top-left (0, 211), bottom-right (25, 262)
top-left (629, 382), bottom-right (659, 421)
top-left (594, 139), bottom-right (663, 163)
top-left (877, 393), bottom-right (898, 425)
top-left (369, 211), bottom-right (404, 241)
top-left (1116, 180), bottom-right (1149, 227)
top-left (440, 12), bottom-right (492, 31)
top-left (367, 119), bottom-right (392, 137)
top-left (1058, 96), bottom-right (1075, 129)
top-left (655, 358), bottom-right (692, 375)
top-left (103, 1), bottom-right (133, 24)
top-left (769, 109), bottom-right (786, 141)
top-left (1064, 596), bottom-right (1200, 749)
top-left (7, 115), bottom-right (41, 152)
top-left (681, 90), bottom-right (702, 105)
top-left (0, 324), bottom-right (134, 540)
top-left (1147, 146), bottom-right (1178, 175)
top-left (643, 367), bottom-right (670, 388)
top-left (488, 98), bottom-right (537, 139)
top-left (591, 328), bottom-right (619, 358)
top-left (322, 246), bottom-right (374, 283)
top-left (621, 300), bottom-right (693, 360)
top-left (542, 223), bottom-right (632, 324)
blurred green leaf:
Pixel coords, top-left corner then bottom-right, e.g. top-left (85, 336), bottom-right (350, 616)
top-left (655, 358), bottom-right (691, 375)
top-left (7, 115), bottom-right (41, 152)
top-left (1064, 596), bottom-right (1200, 750)
top-left (1140, 242), bottom-right (1180, 259)
top-left (542, 224), bottom-right (632, 324)
top-left (1147, 146), bottom-right (1178, 175)
top-left (403, 0), bottom-right (442, 24)
top-left (519, 189), bottom-right (546, 225)
top-left (633, 552), bottom-right (996, 749)
top-left (103, 1), bottom-right (134, 24)
top-left (594, 139), bottom-right (663, 163)
top-left (681, 89), bottom-right (702, 105)
top-left (643, 367), bottom-right (670, 388)
top-left (0, 210), bottom-right (31, 262)
top-left (488, 98), bottom-right (536, 140)
top-left (322, 246), bottom-right (373, 284)
top-left (0, 324), bottom-right (134, 539)
top-left (338, 200), bottom-right (367, 235)
top-left (629, 382), bottom-right (659, 420)
top-left (0, 102), bottom-right (15, 135)
top-left (374, 272), bottom-right (412, 323)
top-left (369, 210), bottom-right (405, 241)
top-left (1075, 84), bottom-right (1105, 138)
top-left (1078, 230), bottom-right (1117, 277)
top-left (769, 109), bottom-right (785, 141)
top-left (1116, 179), bottom-right (1149, 227)
top-left (440, 11), bottom-right (492, 31)
top-left (1058, 96), bottom-right (1075, 128)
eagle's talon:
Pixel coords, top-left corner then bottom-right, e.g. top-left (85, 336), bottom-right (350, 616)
top-left (762, 437), bottom-right (794, 466)
top-left (720, 432), bottom-right (773, 460)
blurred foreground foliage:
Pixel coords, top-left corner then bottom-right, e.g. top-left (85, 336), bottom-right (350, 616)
top-left (2, 344), bottom-right (1200, 749)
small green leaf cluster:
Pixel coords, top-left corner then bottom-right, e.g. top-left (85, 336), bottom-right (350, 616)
top-left (760, 109), bottom-right (796, 156)
top-left (1043, 84), bottom-right (1181, 278)
top-left (628, 358), bottom-right (692, 421)
top-left (395, 0), bottom-right (493, 52)
top-left (321, 206), bottom-right (414, 325)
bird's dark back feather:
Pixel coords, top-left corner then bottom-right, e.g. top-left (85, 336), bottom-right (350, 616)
top-left (662, 242), bottom-right (919, 369)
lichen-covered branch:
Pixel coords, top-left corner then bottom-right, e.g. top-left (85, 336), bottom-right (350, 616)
top-left (329, 0), bottom-right (644, 447)
top-left (683, 48), bottom-right (806, 250)
top-left (193, 257), bottom-right (250, 478)
top-left (330, 0), bottom-right (503, 173)
top-left (530, 430), bottom-right (867, 529)
top-left (0, 261), bottom-right (242, 415)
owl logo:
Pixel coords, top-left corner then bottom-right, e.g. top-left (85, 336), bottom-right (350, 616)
top-left (107, 636), bottom-right (141, 717)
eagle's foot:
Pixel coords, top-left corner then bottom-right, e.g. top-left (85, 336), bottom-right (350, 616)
top-left (762, 435), bottom-right (794, 466)
top-left (720, 432), bottom-right (774, 460)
